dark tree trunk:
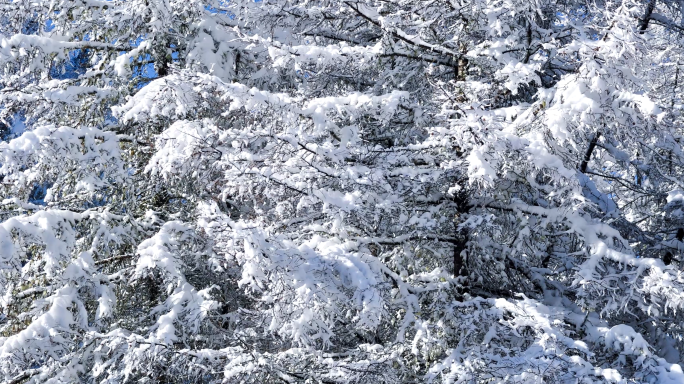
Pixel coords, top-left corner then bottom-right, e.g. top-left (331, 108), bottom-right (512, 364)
top-left (452, 182), bottom-right (470, 279)
top-left (580, 133), bottom-right (601, 173)
top-left (639, 0), bottom-right (656, 33)
top-left (453, 227), bottom-right (468, 277)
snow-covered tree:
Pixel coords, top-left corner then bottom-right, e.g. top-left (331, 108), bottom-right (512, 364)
top-left (2, 0), bottom-right (684, 382)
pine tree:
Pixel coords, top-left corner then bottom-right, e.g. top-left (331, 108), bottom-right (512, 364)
top-left (1, 0), bottom-right (684, 382)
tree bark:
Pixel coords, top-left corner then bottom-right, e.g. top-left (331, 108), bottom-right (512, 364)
top-left (580, 133), bottom-right (601, 173)
top-left (639, 0), bottom-right (657, 33)
top-left (453, 227), bottom-right (468, 277)
top-left (452, 182), bottom-right (470, 279)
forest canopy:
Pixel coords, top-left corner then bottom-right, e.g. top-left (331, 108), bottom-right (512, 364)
top-left (1, 0), bottom-right (684, 382)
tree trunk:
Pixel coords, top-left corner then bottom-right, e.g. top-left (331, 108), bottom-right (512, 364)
top-left (639, 0), bottom-right (656, 33)
top-left (580, 133), bottom-right (601, 173)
